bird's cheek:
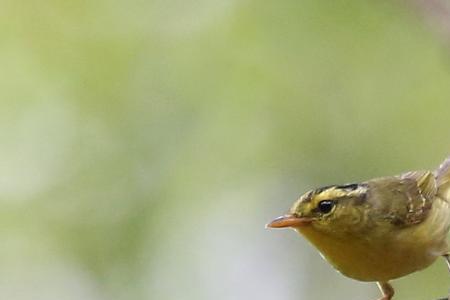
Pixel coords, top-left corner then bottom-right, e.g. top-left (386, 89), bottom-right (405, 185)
top-left (310, 218), bottom-right (331, 233)
top-left (341, 210), bottom-right (363, 226)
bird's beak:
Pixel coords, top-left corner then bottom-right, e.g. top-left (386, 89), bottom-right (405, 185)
top-left (266, 214), bottom-right (312, 229)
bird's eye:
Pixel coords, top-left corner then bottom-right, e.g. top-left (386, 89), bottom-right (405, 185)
top-left (318, 200), bottom-right (334, 214)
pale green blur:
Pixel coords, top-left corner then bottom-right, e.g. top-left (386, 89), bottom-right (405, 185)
top-left (0, 1), bottom-right (449, 300)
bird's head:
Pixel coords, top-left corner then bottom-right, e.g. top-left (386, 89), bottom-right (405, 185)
top-left (267, 183), bottom-right (369, 237)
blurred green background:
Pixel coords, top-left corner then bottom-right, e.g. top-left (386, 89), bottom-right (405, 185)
top-left (1, 1), bottom-right (449, 299)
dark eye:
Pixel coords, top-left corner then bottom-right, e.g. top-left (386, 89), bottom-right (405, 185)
top-left (318, 200), bottom-right (334, 214)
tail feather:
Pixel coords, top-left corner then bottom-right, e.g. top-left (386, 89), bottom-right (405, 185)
top-left (436, 156), bottom-right (450, 200)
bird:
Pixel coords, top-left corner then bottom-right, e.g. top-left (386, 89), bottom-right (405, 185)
top-left (267, 157), bottom-right (450, 300)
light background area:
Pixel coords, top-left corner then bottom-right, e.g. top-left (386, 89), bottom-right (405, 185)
top-left (0, 1), bottom-right (449, 300)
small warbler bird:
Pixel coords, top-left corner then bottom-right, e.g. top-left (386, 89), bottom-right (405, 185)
top-left (267, 157), bottom-right (450, 300)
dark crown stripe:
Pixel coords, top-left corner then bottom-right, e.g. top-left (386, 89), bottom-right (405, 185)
top-left (336, 183), bottom-right (359, 191)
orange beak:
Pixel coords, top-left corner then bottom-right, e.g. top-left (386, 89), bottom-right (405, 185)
top-left (266, 214), bottom-right (312, 228)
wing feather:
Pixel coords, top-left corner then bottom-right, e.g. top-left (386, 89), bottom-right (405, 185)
top-left (367, 171), bottom-right (436, 226)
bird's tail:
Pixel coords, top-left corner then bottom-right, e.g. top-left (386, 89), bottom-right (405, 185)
top-left (436, 156), bottom-right (450, 200)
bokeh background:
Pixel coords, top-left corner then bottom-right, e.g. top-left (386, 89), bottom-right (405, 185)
top-left (1, 1), bottom-right (450, 299)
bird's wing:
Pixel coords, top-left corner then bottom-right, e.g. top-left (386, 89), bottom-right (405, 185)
top-left (401, 170), bottom-right (437, 201)
top-left (369, 171), bottom-right (436, 226)
top-left (397, 170), bottom-right (436, 225)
